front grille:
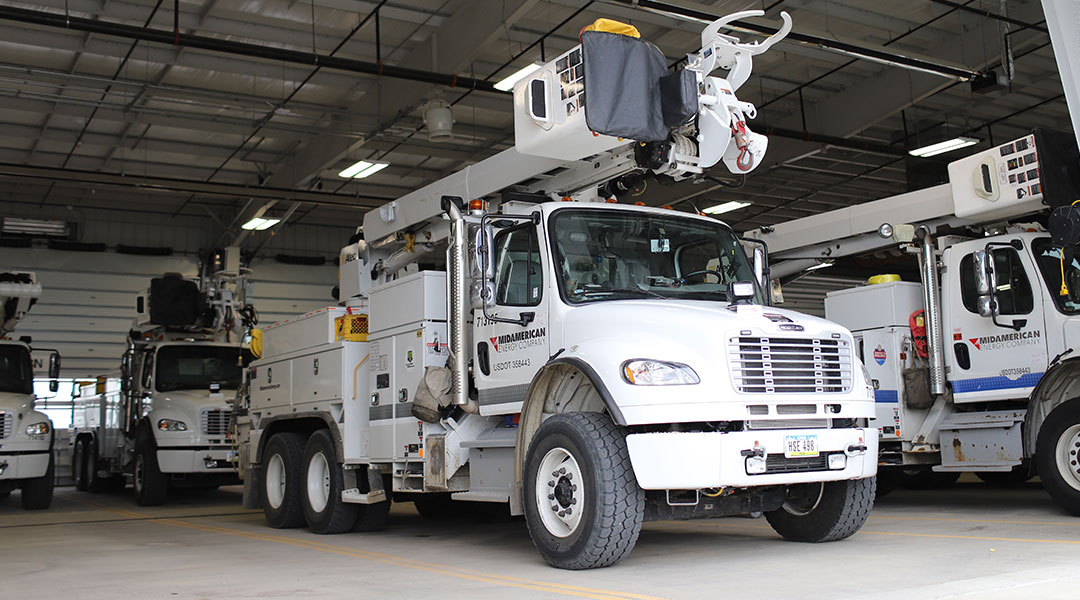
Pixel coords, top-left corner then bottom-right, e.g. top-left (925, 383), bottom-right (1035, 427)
top-left (747, 418), bottom-right (829, 430)
top-left (762, 452), bottom-right (835, 474)
top-left (0, 412), bottom-right (9, 439)
top-left (200, 409), bottom-right (232, 436)
top-left (729, 336), bottom-right (853, 393)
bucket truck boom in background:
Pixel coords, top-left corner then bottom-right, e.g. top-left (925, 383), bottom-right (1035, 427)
top-left (72, 247), bottom-right (255, 505)
top-left (748, 128), bottom-right (1080, 514)
top-left (0, 272), bottom-right (61, 509)
top-left (235, 13), bottom-right (881, 570)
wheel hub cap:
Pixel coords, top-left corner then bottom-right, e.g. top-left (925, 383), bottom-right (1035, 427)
top-left (265, 454), bottom-right (286, 509)
top-left (1055, 423), bottom-right (1080, 492)
top-left (535, 447), bottom-right (583, 538)
top-left (306, 451), bottom-right (331, 513)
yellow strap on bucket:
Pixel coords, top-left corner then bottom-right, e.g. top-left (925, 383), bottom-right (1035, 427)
top-left (250, 328), bottom-right (263, 359)
top-left (581, 18), bottom-right (640, 38)
top-left (867, 274), bottom-right (901, 285)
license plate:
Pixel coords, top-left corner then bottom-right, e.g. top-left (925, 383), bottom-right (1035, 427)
top-left (784, 434), bottom-right (819, 458)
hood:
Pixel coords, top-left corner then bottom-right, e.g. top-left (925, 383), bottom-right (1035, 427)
top-left (0, 390), bottom-right (36, 416)
top-left (558, 299), bottom-right (859, 407)
top-left (562, 299), bottom-right (848, 350)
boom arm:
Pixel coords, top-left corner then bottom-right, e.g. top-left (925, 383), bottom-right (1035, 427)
top-left (0, 272), bottom-right (41, 338)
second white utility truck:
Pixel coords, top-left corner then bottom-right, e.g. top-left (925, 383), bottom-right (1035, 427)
top-left (751, 128), bottom-right (1080, 515)
top-left (237, 12), bottom-right (879, 569)
top-left (72, 249), bottom-right (254, 505)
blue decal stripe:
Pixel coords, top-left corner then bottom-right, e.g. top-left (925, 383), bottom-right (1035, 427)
top-left (874, 389), bottom-right (899, 403)
top-left (952, 372), bottom-right (1043, 394)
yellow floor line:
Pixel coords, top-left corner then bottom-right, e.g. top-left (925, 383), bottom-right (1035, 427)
top-left (869, 514), bottom-right (1080, 527)
top-left (858, 530), bottom-right (1080, 545)
top-left (69, 497), bottom-right (667, 600)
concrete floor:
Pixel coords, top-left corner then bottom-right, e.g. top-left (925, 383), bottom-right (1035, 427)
top-left (2, 480), bottom-right (1079, 600)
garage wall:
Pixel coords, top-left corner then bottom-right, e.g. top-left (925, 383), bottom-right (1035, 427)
top-left (4, 247), bottom-right (338, 377)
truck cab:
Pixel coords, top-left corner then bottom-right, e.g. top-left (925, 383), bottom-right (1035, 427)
top-left (0, 339), bottom-right (59, 509)
top-left (72, 262), bottom-right (255, 506)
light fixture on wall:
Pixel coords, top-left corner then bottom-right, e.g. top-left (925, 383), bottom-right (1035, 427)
top-left (1, 217), bottom-right (72, 238)
top-left (338, 160), bottom-right (389, 179)
top-left (241, 217), bottom-right (280, 231)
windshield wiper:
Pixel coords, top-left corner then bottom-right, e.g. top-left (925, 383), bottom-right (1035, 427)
top-left (572, 287), bottom-right (668, 300)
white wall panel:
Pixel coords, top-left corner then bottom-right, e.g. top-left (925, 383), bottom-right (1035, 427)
top-left (4, 248), bottom-right (339, 377)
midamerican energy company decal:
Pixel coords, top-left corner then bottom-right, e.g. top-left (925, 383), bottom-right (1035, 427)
top-left (969, 329), bottom-right (1041, 351)
top-left (490, 327), bottom-right (546, 352)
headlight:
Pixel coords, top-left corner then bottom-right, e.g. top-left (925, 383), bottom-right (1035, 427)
top-left (25, 422), bottom-right (51, 436)
top-left (158, 419), bottom-right (188, 432)
top-left (622, 360), bottom-right (700, 385)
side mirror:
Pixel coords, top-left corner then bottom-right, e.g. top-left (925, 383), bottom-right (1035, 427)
top-left (752, 246), bottom-right (767, 291)
top-left (471, 224), bottom-right (497, 310)
top-left (973, 249), bottom-right (997, 317)
top-left (973, 250), bottom-right (992, 296)
top-left (48, 351), bottom-right (61, 392)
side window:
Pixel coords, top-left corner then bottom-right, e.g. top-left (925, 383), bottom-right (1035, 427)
top-left (959, 249), bottom-right (1033, 315)
top-left (493, 225), bottom-right (542, 306)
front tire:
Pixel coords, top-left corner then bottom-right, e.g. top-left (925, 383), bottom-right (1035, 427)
top-left (21, 453), bottom-right (55, 510)
top-left (765, 477), bottom-right (875, 542)
top-left (134, 438), bottom-right (169, 506)
top-left (1035, 399), bottom-right (1080, 516)
top-left (523, 412), bottom-right (644, 570)
top-left (301, 429), bottom-right (358, 534)
top-left (261, 432), bottom-right (307, 528)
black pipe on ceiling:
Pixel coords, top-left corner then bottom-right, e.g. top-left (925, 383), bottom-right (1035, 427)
top-left (0, 5), bottom-right (509, 95)
top-left (606, 0), bottom-right (979, 81)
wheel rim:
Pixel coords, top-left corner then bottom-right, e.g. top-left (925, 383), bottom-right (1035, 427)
top-left (134, 453), bottom-right (145, 493)
top-left (535, 447), bottom-right (584, 538)
top-left (1054, 423), bottom-right (1080, 492)
top-left (782, 482), bottom-right (825, 516)
top-left (306, 451), bottom-right (331, 514)
top-left (265, 453), bottom-right (286, 509)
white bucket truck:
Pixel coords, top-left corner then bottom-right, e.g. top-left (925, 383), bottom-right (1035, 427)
top-left (750, 127), bottom-right (1080, 514)
top-left (72, 249), bottom-right (254, 505)
top-left (0, 272), bottom-right (61, 509)
top-left (237, 12), bottom-right (879, 569)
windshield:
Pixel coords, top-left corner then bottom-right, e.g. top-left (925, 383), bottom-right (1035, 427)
top-left (0, 344), bottom-right (32, 394)
top-left (154, 345), bottom-right (252, 392)
top-left (550, 209), bottom-right (760, 304)
top-left (1033, 239), bottom-right (1080, 314)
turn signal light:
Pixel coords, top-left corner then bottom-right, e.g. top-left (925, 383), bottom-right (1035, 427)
top-left (468, 199), bottom-right (485, 211)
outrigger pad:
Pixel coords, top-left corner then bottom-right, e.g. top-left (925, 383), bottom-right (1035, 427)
top-left (148, 274), bottom-right (204, 327)
top-left (581, 30), bottom-right (669, 142)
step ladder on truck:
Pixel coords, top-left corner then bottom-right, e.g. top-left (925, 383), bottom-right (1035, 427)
top-left (235, 12), bottom-right (882, 570)
top-left (71, 248), bottom-right (255, 505)
top-left (0, 272), bottom-right (61, 509)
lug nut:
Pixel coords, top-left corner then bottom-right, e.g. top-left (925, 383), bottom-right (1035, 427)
top-left (570, 498), bottom-right (577, 505)
top-left (559, 468), bottom-right (566, 474)
top-left (552, 471), bottom-right (559, 477)
top-left (565, 507), bottom-right (573, 515)
top-left (558, 511), bottom-right (565, 517)
top-left (548, 493), bottom-right (555, 500)
top-left (565, 473), bottom-right (573, 480)
top-left (548, 480), bottom-right (555, 487)
top-left (551, 505), bottom-right (558, 511)
top-left (571, 485), bottom-right (577, 492)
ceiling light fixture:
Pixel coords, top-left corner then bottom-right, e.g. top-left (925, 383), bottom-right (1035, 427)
top-left (702, 201), bottom-right (751, 215)
top-left (908, 136), bottom-right (979, 158)
top-left (241, 217), bottom-right (280, 231)
top-left (493, 63), bottom-right (541, 92)
top-left (338, 160), bottom-right (389, 179)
